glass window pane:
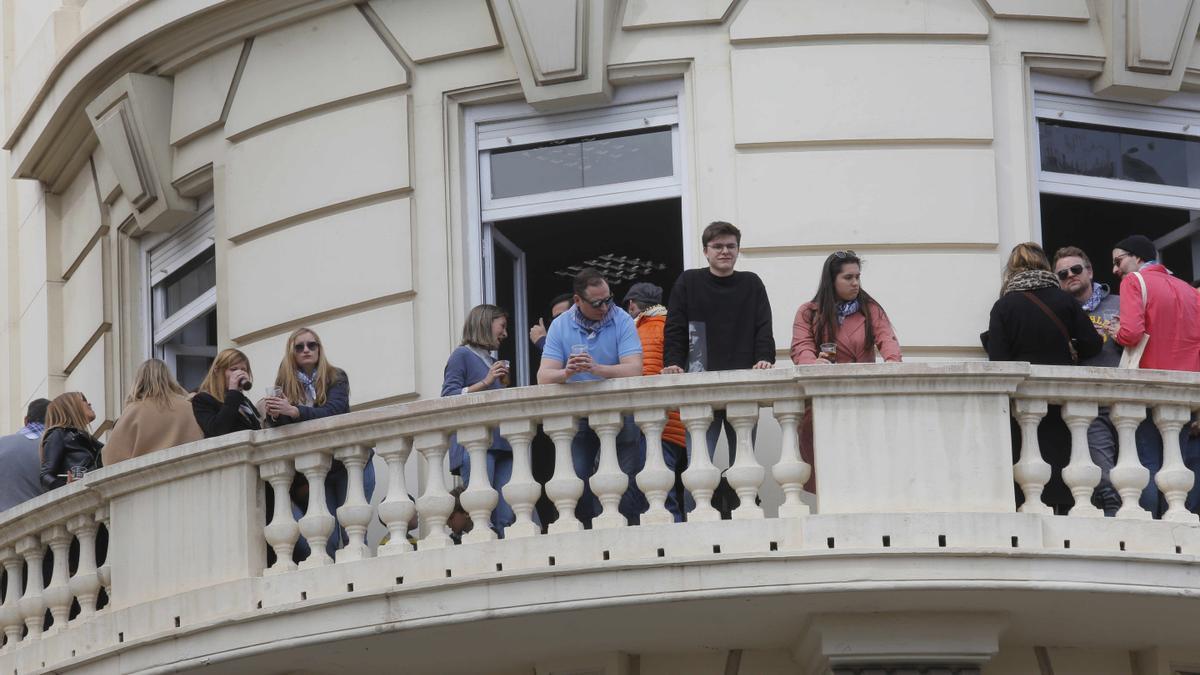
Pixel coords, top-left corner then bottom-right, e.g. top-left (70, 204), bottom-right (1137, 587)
top-left (164, 310), bottom-right (216, 392)
top-left (1038, 120), bottom-right (1118, 179)
top-left (163, 248), bottom-right (216, 317)
top-left (175, 355), bottom-right (213, 393)
top-left (1119, 129), bottom-right (1193, 187)
top-left (582, 128), bottom-right (673, 188)
top-left (490, 142), bottom-right (583, 198)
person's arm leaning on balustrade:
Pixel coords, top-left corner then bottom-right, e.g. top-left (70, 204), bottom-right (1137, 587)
top-left (1067, 299), bottom-right (1104, 361)
top-left (751, 273), bottom-right (776, 369)
top-left (660, 271), bottom-right (689, 374)
top-left (870, 302), bottom-right (903, 362)
top-left (790, 303), bottom-right (819, 364)
top-left (39, 428), bottom-right (68, 491)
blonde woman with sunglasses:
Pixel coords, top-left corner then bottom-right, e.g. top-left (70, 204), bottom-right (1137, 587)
top-left (104, 359), bottom-right (204, 465)
top-left (262, 327), bottom-right (372, 561)
top-left (39, 392), bottom-right (103, 491)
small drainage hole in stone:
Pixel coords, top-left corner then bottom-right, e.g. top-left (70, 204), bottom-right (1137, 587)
top-left (1011, 536), bottom-right (1019, 548)
top-left (347, 583), bottom-right (354, 592)
top-left (71, 650), bottom-right (75, 657)
top-left (1177, 546), bottom-right (1183, 554)
top-left (118, 632), bottom-right (124, 643)
top-left (256, 601), bottom-right (262, 609)
top-left (657, 547), bottom-right (665, 557)
top-left (602, 550), bottom-right (610, 561)
top-left (769, 541), bottom-right (778, 551)
top-left (174, 616), bottom-right (180, 628)
top-left (445, 569), bottom-right (452, 578)
top-left (938, 534), bottom-right (947, 548)
top-left (1119, 541), bottom-right (1126, 551)
top-left (882, 536), bottom-right (891, 548)
top-left (496, 563), bottom-right (503, 571)
top-left (827, 537), bottom-right (835, 549)
top-left (712, 545), bottom-right (721, 554)
top-left (396, 576), bottom-right (404, 585)
top-left (301, 591), bottom-right (308, 600)
top-left (548, 556), bottom-right (556, 566)
top-left (1063, 540), bottom-right (1071, 549)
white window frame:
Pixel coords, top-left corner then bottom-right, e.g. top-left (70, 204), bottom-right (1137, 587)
top-left (141, 200), bottom-right (218, 378)
top-left (462, 79), bottom-right (693, 307)
top-left (1034, 74), bottom-right (1200, 210)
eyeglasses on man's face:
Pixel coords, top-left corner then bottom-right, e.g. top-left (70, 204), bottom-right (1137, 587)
top-left (707, 243), bottom-right (738, 252)
top-left (582, 295), bottom-right (613, 309)
top-left (1056, 264), bottom-right (1086, 280)
top-left (293, 341), bottom-right (320, 353)
top-left (1112, 253), bottom-right (1132, 267)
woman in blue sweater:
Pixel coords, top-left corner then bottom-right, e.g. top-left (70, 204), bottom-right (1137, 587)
top-left (442, 304), bottom-right (518, 536)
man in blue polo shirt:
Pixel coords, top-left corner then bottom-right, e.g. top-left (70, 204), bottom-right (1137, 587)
top-left (538, 268), bottom-right (645, 526)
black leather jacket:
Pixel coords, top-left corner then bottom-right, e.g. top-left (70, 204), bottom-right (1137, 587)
top-left (39, 427), bottom-right (104, 491)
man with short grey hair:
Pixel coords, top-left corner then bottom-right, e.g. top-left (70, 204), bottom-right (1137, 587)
top-left (0, 398), bottom-right (51, 511)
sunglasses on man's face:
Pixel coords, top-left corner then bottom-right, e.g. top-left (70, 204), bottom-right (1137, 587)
top-left (293, 341), bottom-right (320, 353)
top-left (582, 295), bottom-right (613, 309)
top-left (1056, 264), bottom-right (1086, 280)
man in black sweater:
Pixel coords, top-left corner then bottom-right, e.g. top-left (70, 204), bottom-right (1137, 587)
top-left (662, 221), bottom-right (775, 462)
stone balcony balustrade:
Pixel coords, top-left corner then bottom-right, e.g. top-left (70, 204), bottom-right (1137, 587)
top-left (0, 363), bottom-right (1199, 674)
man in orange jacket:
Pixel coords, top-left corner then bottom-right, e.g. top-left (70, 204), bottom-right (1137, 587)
top-left (625, 282), bottom-right (690, 521)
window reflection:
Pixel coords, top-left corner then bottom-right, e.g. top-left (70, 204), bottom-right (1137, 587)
top-left (1039, 119), bottom-right (1200, 189)
top-left (490, 127), bottom-right (673, 199)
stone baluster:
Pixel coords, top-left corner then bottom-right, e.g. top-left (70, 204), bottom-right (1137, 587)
top-left (499, 419), bottom-right (541, 538)
top-left (260, 460), bottom-right (300, 574)
top-left (68, 513), bottom-right (102, 620)
top-left (41, 525), bottom-right (73, 632)
top-left (1109, 403), bottom-right (1151, 519)
top-left (1, 547), bottom-right (23, 648)
top-left (16, 535), bottom-right (46, 640)
top-left (94, 505), bottom-right (111, 608)
top-left (634, 408), bottom-right (674, 526)
top-left (1154, 405), bottom-right (1198, 523)
top-left (725, 402), bottom-right (766, 520)
top-left (771, 399), bottom-right (811, 518)
top-left (590, 411), bottom-right (630, 529)
top-left (1062, 401), bottom-right (1102, 517)
top-left (296, 452), bottom-right (336, 567)
top-left (376, 436), bottom-right (416, 556)
top-left (543, 415), bottom-right (583, 533)
top-left (680, 404), bottom-right (721, 522)
top-left (457, 426), bottom-right (499, 544)
top-left (335, 444), bottom-right (374, 562)
top-left (414, 431), bottom-right (454, 549)
top-left (1012, 399), bottom-right (1051, 514)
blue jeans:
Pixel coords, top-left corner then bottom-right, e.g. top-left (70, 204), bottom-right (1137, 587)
top-left (294, 454), bottom-right (376, 559)
top-left (702, 409), bottom-right (757, 464)
top-left (1136, 415), bottom-right (1200, 517)
top-left (461, 448), bottom-right (537, 536)
top-left (571, 415), bottom-right (646, 526)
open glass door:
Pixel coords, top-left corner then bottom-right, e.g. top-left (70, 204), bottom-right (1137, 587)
top-left (483, 222), bottom-right (530, 386)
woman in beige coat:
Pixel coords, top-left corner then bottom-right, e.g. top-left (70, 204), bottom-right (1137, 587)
top-left (103, 359), bottom-right (204, 465)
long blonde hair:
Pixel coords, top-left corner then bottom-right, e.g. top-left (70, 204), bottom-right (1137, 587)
top-left (198, 348), bottom-right (253, 402)
top-left (39, 392), bottom-right (95, 460)
top-left (126, 358), bottom-right (188, 409)
top-left (275, 328), bottom-right (340, 406)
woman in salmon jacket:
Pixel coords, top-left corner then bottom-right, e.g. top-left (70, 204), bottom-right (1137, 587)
top-left (791, 250), bottom-right (902, 365)
top-left (790, 251), bottom-right (902, 492)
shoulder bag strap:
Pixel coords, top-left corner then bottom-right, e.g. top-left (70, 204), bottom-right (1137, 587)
top-left (1021, 291), bottom-right (1077, 360)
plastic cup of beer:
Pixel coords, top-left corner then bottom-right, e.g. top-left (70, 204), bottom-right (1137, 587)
top-left (68, 466), bottom-right (87, 482)
top-left (570, 344), bottom-right (588, 357)
top-left (819, 342), bottom-right (837, 358)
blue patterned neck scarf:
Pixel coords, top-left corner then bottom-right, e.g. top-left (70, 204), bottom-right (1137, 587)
top-left (1081, 283), bottom-right (1106, 313)
top-left (19, 421), bottom-right (44, 439)
top-left (296, 370), bottom-right (317, 406)
top-left (836, 299), bottom-right (860, 325)
top-left (570, 305), bottom-right (612, 339)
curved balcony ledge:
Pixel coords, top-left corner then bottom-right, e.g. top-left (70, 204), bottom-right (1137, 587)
top-left (1, 364), bottom-right (1199, 673)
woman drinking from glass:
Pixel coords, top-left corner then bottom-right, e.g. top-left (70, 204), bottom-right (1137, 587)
top-left (791, 250), bottom-right (902, 365)
top-left (191, 348), bottom-right (261, 437)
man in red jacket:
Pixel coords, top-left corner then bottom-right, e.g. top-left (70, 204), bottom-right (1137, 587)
top-left (1111, 234), bottom-right (1200, 516)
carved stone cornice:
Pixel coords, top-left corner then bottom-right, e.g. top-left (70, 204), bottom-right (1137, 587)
top-left (1094, 0), bottom-right (1200, 100)
top-left (492, 0), bottom-right (621, 110)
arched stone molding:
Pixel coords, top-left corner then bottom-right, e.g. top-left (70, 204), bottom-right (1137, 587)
top-left (492, 0), bottom-right (621, 110)
top-left (1094, 0), bottom-right (1200, 100)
